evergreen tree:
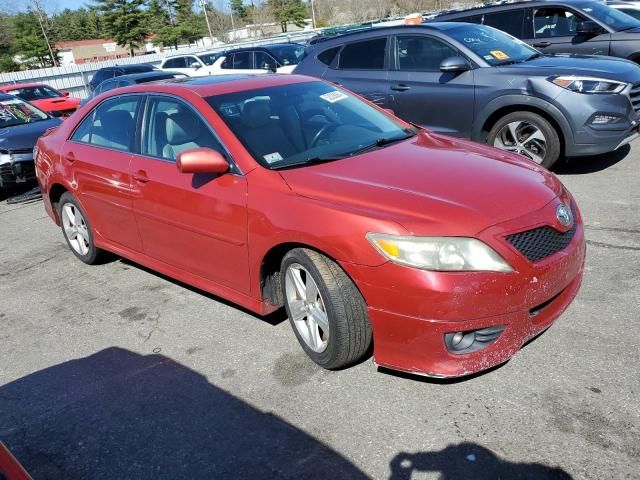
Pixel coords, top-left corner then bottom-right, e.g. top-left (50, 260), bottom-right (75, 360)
top-left (268, 0), bottom-right (307, 32)
top-left (13, 12), bottom-right (57, 67)
top-left (94, 0), bottom-right (149, 56)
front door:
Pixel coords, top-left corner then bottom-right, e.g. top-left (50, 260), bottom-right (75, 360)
top-left (524, 6), bottom-right (611, 55)
top-left (63, 95), bottom-right (143, 252)
top-left (388, 35), bottom-right (475, 138)
top-left (130, 95), bottom-right (250, 293)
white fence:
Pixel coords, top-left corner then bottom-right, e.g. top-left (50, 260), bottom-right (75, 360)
top-left (0, 30), bottom-right (319, 99)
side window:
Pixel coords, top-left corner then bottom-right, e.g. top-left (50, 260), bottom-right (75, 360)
top-left (142, 97), bottom-right (225, 162)
top-left (254, 51), bottom-right (278, 69)
top-left (460, 14), bottom-right (483, 24)
top-left (71, 96), bottom-right (139, 151)
top-left (483, 10), bottom-right (526, 37)
top-left (232, 51), bottom-right (252, 69)
top-left (339, 38), bottom-right (387, 70)
top-left (165, 57), bottom-right (186, 68)
top-left (187, 56), bottom-right (200, 68)
top-left (317, 46), bottom-right (340, 66)
top-left (221, 54), bottom-right (234, 69)
top-left (396, 36), bottom-right (458, 71)
top-left (534, 8), bottom-right (587, 38)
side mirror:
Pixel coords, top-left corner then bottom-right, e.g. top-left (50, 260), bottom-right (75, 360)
top-left (576, 20), bottom-right (604, 35)
top-left (177, 148), bottom-right (229, 174)
top-left (190, 62), bottom-right (202, 69)
top-left (440, 56), bottom-right (471, 73)
top-left (63, 91), bottom-right (70, 97)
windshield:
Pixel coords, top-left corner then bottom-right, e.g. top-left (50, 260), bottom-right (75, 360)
top-left (0, 97), bottom-right (49, 128)
top-left (6, 85), bottom-right (61, 100)
top-left (268, 44), bottom-right (305, 66)
top-left (207, 81), bottom-right (414, 169)
top-left (447, 24), bottom-right (538, 65)
top-left (198, 52), bottom-right (223, 65)
top-left (578, 1), bottom-right (640, 30)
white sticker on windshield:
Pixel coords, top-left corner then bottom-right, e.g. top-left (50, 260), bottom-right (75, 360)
top-left (264, 152), bottom-right (283, 163)
top-left (320, 91), bottom-right (348, 103)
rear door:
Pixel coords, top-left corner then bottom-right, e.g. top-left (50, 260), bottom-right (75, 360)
top-left (523, 6), bottom-right (610, 55)
top-left (321, 36), bottom-right (391, 108)
top-left (129, 95), bottom-right (250, 292)
top-left (388, 34), bottom-right (475, 138)
top-left (62, 95), bottom-right (143, 251)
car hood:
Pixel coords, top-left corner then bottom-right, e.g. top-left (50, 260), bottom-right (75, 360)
top-left (32, 97), bottom-right (80, 110)
top-left (0, 117), bottom-right (62, 151)
top-left (500, 54), bottom-right (640, 83)
top-left (278, 132), bottom-right (563, 236)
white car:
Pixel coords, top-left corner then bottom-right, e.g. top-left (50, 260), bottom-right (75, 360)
top-left (158, 51), bottom-right (225, 76)
top-left (210, 44), bottom-right (305, 75)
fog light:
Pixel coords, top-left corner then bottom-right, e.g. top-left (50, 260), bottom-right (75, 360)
top-left (589, 114), bottom-right (621, 125)
top-left (444, 326), bottom-right (505, 355)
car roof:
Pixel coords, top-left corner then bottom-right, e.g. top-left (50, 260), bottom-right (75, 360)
top-left (112, 71), bottom-right (184, 81)
top-left (224, 43), bottom-right (303, 54)
top-left (432, 0), bottom-right (596, 18)
top-left (103, 74), bottom-right (318, 98)
top-left (0, 83), bottom-right (55, 90)
top-left (308, 23), bottom-right (471, 46)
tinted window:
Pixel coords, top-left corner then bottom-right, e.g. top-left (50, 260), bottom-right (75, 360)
top-left (232, 51), bottom-right (252, 69)
top-left (339, 38), bottom-right (387, 70)
top-left (163, 57), bottom-right (186, 68)
top-left (142, 97), bottom-right (224, 161)
top-left (255, 51), bottom-right (278, 69)
top-left (534, 8), bottom-right (587, 37)
top-left (267, 44), bottom-right (305, 66)
top-left (447, 24), bottom-right (538, 65)
top-left (397, 36), bottom-right (458, 71)
top-left (198, 52), bottom-right (222, 65)
top-left (71, 96), bottom-right (139, 151)
top-left (318, 46), bottom-right (340, 66)
top-left (483, 10), bottom-right (525, 36)
top-left (221, 54), bottom-right (233, 69)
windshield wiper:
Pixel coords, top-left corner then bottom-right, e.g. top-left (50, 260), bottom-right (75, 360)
top-left (348, 132), bottom-right (416, 156)
top-left (271, 155), bottom-right (345, 170)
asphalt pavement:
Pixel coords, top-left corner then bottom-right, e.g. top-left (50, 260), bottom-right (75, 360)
top-left (0, 145), bottom-right (638, 479)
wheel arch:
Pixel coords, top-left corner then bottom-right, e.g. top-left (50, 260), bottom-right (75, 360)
top-left (48, 183), bottom-right (70, 224)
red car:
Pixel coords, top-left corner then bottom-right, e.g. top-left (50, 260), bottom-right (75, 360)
top-left (35, 75), bottom-right (585, 378)
top-left (0, 83), bottom-right (80, 117)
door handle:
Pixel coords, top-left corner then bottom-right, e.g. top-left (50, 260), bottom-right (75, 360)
top-left (132, 170), bottom-right (150, 183)
top-left (64, 151), bottom-right (76, 163)
top-left (533, 41), bottom-right (551, 48)
top-left (391, 84), bottom-right (410, 92)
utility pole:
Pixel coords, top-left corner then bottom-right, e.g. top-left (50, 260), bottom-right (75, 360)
top-left (310, 0), bottom-right (317, 29)
top-left (30, 0), bottom-right (57, 67)
top-left (229, 1), bottom-right (235, 41)
top-left (199, 0), bottom-right (215, 45)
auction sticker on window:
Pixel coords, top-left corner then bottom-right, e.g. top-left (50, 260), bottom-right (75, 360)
top-left (264, 152), bottom-right (283, 164)
top-left (320, 91), bottom-right (348, 103)
top-left (490, 50), bottom-right (509, 60)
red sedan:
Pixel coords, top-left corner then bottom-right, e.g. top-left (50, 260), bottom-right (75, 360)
top-left (0, 83), bottom-right (80, 117)
top-left (35, 75), bottom-right (585, 378)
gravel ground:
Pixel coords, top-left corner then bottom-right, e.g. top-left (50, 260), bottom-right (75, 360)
top-left (0, 145), bottom-right (638, 480)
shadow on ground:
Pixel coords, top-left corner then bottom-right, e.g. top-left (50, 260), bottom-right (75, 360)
top-left (556, 145), bottom-right (630, 175)
top-left (0, 347), bottom-right (367, 479)
top-left (389, 443), bottom-right (572, 479)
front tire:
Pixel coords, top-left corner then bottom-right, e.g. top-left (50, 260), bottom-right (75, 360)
top-left (281, 248), bottom-right (372, 370)
top-left (58, 192), bottom-right (105, 265)
top-left (487, 111), bottom-right (561, 169)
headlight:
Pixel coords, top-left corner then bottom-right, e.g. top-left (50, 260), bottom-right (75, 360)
top-left (366, 234), bottom-right (513, 272)
top-left (549, 76), bottom-right (627, 94)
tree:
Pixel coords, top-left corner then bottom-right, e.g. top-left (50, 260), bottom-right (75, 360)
top-left (268, 0), bottom-right (306, 32)
top-left (13, 12), bottom-right (57, 67)
top-left (94, 0), bottom-right (149, 56)
top-left (230, 0), bottom-right (248, 22)
top-left (0, 13), bottom-right (18, 72)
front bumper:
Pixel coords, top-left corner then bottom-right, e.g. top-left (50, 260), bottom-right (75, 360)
top-left (341, 198), bottom-right (586, 378)
top-left (0, 157), bottom-right (36, 189)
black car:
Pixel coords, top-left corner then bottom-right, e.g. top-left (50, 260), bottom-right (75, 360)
top-left (294, 23), bottom-right (640, 167)
top-left (88, 64), bottom-right (156, 92)
top-left (82, 71), bottom-right (187, 104)
top-left (432, 0), bottom-right (640, 62)
top-left (0, 93), bottom-right (61, 194)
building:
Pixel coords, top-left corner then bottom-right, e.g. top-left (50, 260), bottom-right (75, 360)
top-left (55, 39), bottom-right (152, 66)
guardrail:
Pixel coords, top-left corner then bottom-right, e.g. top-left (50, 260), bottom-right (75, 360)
top-left (0, 30), bottom-right (319, 99)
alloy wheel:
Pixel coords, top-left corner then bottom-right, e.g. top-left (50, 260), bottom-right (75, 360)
top-left (493, 120), bottom-right (547, 164)
top-left (285, 263), bottom-right (330, 353)
top-left (61, 203), bottom-right (90, 256)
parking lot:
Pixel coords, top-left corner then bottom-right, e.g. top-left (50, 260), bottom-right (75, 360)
top-left (0, 143), bottom-right (638, 479)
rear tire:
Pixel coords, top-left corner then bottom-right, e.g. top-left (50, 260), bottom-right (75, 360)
top-left (281, 248), bottom-right (372, 370)
top-left (58, 192), bottom-right (106, 265)
top-left (488, 111), bottom-right (561, 169)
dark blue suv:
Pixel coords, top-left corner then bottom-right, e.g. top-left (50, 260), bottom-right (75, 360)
top-left (294, 23), bottom-right (640, 167)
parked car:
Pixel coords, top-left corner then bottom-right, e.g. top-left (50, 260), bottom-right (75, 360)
top-left (608, 0), bottom-right (640, 20)
top-left (36, 75), bottom-right (585, 378)
top-left (0, 83), bottom-right (81, 118)
top-left (0, 93), bottom-right (61, 195)
top-left (88, 64), bottom-right (156, 93)
top-left (294, 22), bottom-right (640, 167)
top-left (211, 43), bottom-right (306, 75)
top-left (159, 51), bottom-right (225, 76)
top-left (81, 71), bottom-right (188, 105)
top-left (431, 0), bottom-right (640, 62)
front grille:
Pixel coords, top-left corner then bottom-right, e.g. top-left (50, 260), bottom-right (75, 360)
top-left (629, 82), bottom-right (640, 115)
top-left (506, 222), bottom-right (577, 263)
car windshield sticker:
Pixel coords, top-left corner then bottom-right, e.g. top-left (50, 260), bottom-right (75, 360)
top-left (483, 55), bottom-right (494, 61)
top-left (264, 152), bottom-right (283, 163)
top-left (490, 50), bottom-right (509, 60)
top-left (320, 91), bottom-right (348, 103)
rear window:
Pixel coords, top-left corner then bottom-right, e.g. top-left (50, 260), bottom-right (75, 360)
top-left (339, 38), bottom-right (387, 70)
